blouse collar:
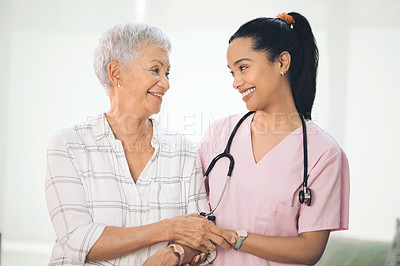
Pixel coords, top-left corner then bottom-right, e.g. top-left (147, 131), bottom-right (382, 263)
top-left (92, 113), bottom-right (167, 151)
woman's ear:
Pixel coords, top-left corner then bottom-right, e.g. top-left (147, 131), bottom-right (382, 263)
top-left (108, 61), bottom-right (122, 88)
top-left (278, 51), bottom-right (291, 75)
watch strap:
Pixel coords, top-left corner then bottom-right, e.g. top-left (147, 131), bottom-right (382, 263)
top-left (234, 236), bottom-right (245, 251)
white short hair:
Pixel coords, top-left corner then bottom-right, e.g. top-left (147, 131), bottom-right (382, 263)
top-left (93, 22), bottom-right (171, 95)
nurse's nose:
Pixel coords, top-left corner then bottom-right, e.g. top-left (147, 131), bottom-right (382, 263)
top-left (233, 76), bottom-right (244, 90)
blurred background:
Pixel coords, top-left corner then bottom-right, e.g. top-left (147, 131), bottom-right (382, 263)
top-left (0, 0), bottom-right (399, 265)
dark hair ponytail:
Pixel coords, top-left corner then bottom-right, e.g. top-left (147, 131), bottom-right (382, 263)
top-left (229, 12), bottom-right (319, 119)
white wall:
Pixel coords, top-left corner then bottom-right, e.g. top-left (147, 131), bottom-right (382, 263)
top-left (0, 0), bottom-right (399, 264)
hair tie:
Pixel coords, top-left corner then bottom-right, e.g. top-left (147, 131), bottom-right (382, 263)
top-left (277, 13), bottom-right (295, 28)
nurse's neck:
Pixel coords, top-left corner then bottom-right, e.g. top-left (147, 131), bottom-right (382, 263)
top-left (252, 104), bottom-right (302, 136)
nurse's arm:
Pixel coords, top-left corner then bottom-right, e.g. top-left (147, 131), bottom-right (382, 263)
top-left (234, 230), bottom-right (330, 265)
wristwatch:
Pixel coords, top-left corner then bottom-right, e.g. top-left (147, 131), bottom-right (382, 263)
top-left (233, 229), bottom-right (248, 251)
top-left (168, 243), bottom-right (185, 265)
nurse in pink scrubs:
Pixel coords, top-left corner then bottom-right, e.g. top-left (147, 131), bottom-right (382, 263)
top-left (198, 12), bottom-right (350, 265)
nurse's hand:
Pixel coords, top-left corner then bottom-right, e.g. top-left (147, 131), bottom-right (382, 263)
top-left (142, 246), bottom-right (179, 266)
top-left (168, 213), bottom-right (236, 253)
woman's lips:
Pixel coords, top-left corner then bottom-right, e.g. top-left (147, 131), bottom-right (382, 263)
top-left (240, 87), bottom-right (256, 100)
top-left (148, 92), bottom-right (164, 101)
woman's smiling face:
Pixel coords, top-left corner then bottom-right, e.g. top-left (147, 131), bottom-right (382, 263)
top-left (227, 37), bottom-right (284, 113)
top-left (115, 43), bottom-right (171, 117)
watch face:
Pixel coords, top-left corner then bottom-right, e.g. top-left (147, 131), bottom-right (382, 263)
top-left (169, 244), bottom-right (184, 256)
top-left (174, 244), bottom-right (184, 255)
top-left (175, 244), bottom-right (184, 255)
top-left (236, 229), bottom-right (248, 237)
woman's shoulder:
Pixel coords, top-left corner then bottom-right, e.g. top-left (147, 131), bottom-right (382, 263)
top-left (48, 125), bottom-right (81, 148)
top-left (306, 120), bottom-right (345, 159)
top-left (48, 114), bottom-right (104, 148)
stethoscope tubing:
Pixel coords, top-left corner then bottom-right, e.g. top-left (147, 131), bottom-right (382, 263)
top-left (300, 114), bottom-right (308, 188)
top-left (196, 111), bottom-right (255, 216)
top-left (196, 111), bottom-right (311, 216)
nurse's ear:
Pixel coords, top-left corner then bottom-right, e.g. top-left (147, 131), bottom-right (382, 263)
top-left (277, 51), bottom-right (291, 76)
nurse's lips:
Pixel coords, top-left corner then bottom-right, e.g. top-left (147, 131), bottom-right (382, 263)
top-left (240, 87), bottom-right (256, 100)
top-left (148, 91), bottom-right (164, 101)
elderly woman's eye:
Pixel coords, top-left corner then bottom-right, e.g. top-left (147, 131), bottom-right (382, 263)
top-left (166, 72), bottom-right (170, 78)
top-left (152, 68), bottom-right (160, 74)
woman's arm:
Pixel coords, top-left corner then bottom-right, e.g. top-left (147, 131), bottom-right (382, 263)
top-left (232, 230), bottom-right (330, 265)
top-left (86, 222), bottom-right (170, 261)
top-left (46, 132), bottom-right (233, 264)
top-left (87, 214), bottom-right (232, 262)
top-left (230, 145), bottom-right (348, 264)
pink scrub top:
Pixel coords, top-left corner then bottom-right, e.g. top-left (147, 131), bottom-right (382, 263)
top-left (198, 113), bottom-right (350, 266)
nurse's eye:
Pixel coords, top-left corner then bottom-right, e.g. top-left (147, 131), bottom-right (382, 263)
top-left (230, 70), bottom-right (235, 77)
top-left (239, 65), bottom-right (248, 71)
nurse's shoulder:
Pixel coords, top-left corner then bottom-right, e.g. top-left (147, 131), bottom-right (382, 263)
top-left (306, 121), bottom-right (347, 166)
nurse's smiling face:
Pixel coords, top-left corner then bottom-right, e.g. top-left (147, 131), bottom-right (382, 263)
top-left (227, 37), bottom-right (288, 113)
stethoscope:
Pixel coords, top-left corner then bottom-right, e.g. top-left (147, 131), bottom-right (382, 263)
top-left (196, 111), bottom-right (312, 223)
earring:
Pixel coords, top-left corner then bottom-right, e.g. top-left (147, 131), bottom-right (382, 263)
top-left (117, 82), bottom-right (121, 88)
top-left (281, 72), bottom-right (285, 76)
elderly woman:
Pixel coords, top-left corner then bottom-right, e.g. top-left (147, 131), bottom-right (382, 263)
top-left (45, 23), bottom-right (233, 266)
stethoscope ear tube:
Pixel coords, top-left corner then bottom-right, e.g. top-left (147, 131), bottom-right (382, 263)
top-left (299, 114), bottom-right (312, 206)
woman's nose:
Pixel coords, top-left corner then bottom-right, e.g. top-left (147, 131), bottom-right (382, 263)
top-left (233, 76), bottom-right (244, 89)
top-left (158, 74), bottom-right (170, 91)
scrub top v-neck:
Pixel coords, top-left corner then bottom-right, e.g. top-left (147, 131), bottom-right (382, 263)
top-left (198, 113), bottom-right (349, 266)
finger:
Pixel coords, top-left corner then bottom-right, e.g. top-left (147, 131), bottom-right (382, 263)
top-left (206, 226), bottom-right (235, 249)
top-left (193, 254), bottom-right (200, 263)
top-left (200, 253), bottom-right (207, 262)
top-left (174, 238), bottom-right (209, 254)
top-left (206, 233), bottom-right (231, 250)
top-left (208, 225), bottom-right (236, 244)
top-left (204, 240), bottom-right (217, 252)
top-left (194, 235), bottom-right (211, 253)
top-left (197, 245), bottom-right (209, 254)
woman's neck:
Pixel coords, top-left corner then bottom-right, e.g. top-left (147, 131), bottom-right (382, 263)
top-left (106, 110), bottom-right (152, 143)
top-left (253, 90), bottom-right (302, 135)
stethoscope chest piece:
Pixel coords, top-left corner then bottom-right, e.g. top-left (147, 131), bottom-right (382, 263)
top-left (200, 212), bottom-right (216, 223)
top-left (299, 187), bottom-right (312, 206)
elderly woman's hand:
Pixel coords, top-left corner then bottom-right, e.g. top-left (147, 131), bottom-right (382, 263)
top-left (168, 213), bottom-right (236, 253)
top-left (188, 253), bottom-right (207, 266)
top-left (142, 246), bottom-right (179, 266)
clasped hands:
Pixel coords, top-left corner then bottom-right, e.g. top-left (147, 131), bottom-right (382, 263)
top-left (143, 213), bottom-right (238, 266)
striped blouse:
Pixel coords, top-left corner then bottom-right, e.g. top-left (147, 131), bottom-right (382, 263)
top-left (45, 113), bottom-right (210, 265)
